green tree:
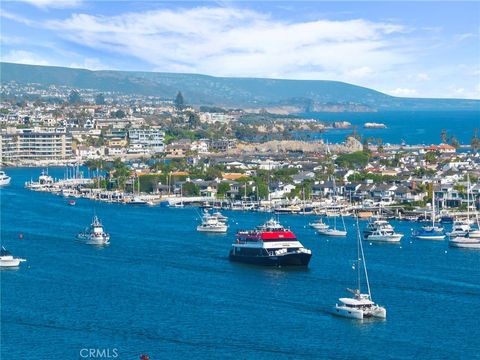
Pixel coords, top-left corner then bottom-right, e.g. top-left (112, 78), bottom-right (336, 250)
top-left (376, 138), bottom-right (384, 152)
top-left (205, 166), bottom-right (222, 180)
top-left (182, 182), bottom-right (199, 196)
top-left (174, 91), bottom-right (185, 111)
top-left (217, 182), bottom-right (231, 198)
top-left (450, 136), bottom-right (460, 149)
top-left (335, 151), bottom-right (369, 169)
top-left (425, 151), bottom-right (438, 163)
top-left (440, 129), bottom-right (448, 143)
top-left (112, 109), bottom-right (126, 118)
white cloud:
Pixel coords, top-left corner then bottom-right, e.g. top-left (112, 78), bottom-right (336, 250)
top-left (19, 0), bottom-right (82, 9)
top-left (46, 6), bottom-right (409, 81)
top-left (416, 73), bottom-right (430, 81)
top-left (387, 88), bottom-right (418, 97)
top-left (69, 58), bottom-right (107, 71)
top-left (1, 50), bottom-right (49, 66)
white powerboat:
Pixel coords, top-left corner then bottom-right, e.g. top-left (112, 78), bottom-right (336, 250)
top-left (333, 218), bottom-right (386, 320)
top-left (0, 247), bottom-right (26, 267)
top-left (77, 216), bottom-right (110, 245)
top-left (25, 170), bottom-right (54, 191)
top-left (449, 235), bottom-right (480, 249)
top-left (0, 171), bottom-right (11, 186)
top-left (367, 229), bottom-right (403, 243)
top-left (211, 211), bottom-right (228, 222)
top-left (197, 212), bottom-right (228, 233)
top-left (363, 217), bottom-right (394, 238)
top-left (446, 220), bottom-right (470, 238)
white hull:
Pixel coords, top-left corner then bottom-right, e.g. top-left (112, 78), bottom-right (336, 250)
top-left (78, 234), bottom-right (110, 245)
top-left (317, 229), bottom-right (347, 237)
top-left (415, 235), bottom-right (445, 240)
top-left (449, 238), bottom-right (480, 249)
top-left (333, 305), bottom-right (364, 319)
top-left (0, 257), bottom-right (26, 267)
top-left (309, 223), bottom-right (329, 231)
top-left (333, 305), bottom-right (386, 319)
top-left (197, 226), bottom-right (227, 233)
top-left (367, 234), bottom-right (403, 242)
top-left (0, 178), bottom-right (11, 186)
top-left (467, 230), bottom-right (480, 238)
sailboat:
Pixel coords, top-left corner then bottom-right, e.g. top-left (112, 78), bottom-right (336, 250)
top-left (172, 183), bottom-right (185, 208)
top-left (413, 185), bottom-right (445, 240)
top-left (449, 175), bottom-right (480, 248)
top-left (333, 217), bottom-right (386, 319)
top-left (316, 177), bottom-right (347, 237)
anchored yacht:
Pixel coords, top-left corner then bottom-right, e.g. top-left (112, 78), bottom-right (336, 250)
top-left (197, 210), bottom-right (228, 233)
top-left (0, 171), bottom-right (11, 186)
top-left (229, 218), bottom-right (312, 266)
top-left (363, 216), bottom-right (394, 238)
top-left (367, 229), bottom-right (403, 243)
top-left (449, 234), bottom-right (480, 249)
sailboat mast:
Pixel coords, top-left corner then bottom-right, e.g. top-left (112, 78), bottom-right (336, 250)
top-left (357, 217), bottom-right (372, 297)
top-left (432, 183), bottom-right (435, 227)
top-left (467, 174), bottom-right (470, 222)
top-left (357, 218), bottom-right (361, 294)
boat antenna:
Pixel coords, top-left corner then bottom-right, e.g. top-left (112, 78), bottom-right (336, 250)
top-left (357, 216), bottom-right (372, 298)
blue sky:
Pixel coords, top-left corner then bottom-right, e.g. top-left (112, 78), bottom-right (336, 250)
top-left (1, 1), bottom-right (479, 99)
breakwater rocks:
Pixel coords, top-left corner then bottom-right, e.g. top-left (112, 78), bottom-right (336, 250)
top-left (229, 136), bottom-right (362, 155)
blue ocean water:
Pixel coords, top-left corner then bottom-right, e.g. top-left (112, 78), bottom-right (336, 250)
top-left (300, 110), bottom-right (480, 145)
top-left (1, 167), bottom-right (480, 359)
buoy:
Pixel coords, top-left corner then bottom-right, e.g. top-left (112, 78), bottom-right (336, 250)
top-left (19, 233), bottom-right (23, 240)
top-left (444, 250), bottom-right (448, 254)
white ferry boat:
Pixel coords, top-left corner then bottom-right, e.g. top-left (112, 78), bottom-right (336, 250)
top-left (229, 218), bottom-right (312, 266)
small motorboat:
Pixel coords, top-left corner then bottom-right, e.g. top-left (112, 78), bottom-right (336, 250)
top-left (0, 246), bottom-right (26, 267)
top-left (0, 171), bottom-right (11, 186)
top-left (68, 199), bottom-right (76, 206)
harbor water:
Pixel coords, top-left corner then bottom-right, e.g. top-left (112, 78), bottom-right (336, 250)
top-left (1, 167), bottom-right (479, 359)
top-left (302, 110), bottom-right (480, 145)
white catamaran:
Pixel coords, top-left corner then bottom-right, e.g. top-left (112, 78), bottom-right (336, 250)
top-left (333, 218), bottom-right (386, 319)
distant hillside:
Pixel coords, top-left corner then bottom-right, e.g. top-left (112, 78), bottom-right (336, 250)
top-left (1, 62), bottom-right (478, 112)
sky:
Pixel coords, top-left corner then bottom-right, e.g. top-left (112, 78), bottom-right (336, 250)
top-left (1, 1), bottom-right (479, 99)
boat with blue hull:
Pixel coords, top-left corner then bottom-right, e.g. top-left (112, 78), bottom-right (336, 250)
top-left (229, 218), bottom-right (312, 266)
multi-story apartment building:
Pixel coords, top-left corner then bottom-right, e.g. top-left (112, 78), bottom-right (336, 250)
top-left (0, 128), bottom-right (73, 163)
top-left (128, 127), bottom-right (165, 154)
